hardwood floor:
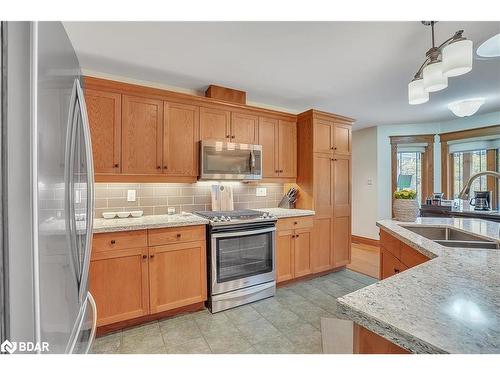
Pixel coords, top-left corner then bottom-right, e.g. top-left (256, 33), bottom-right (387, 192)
top-left (347, 242), bottom-right (380, 279)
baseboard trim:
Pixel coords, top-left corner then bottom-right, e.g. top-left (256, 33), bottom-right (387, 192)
top-left (277, 266), bottom-right (346, 287)
top-left (352, 235), bottom-right (380, 247)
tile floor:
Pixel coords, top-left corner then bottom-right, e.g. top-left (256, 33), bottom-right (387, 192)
top-left (91, 269), bottom-right (377, 354)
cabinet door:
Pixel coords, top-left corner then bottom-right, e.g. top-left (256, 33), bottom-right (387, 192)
top-left (333, 123), bottom-right (351, 155)
top-left (89, 247), bottom-right (149, 326)
top-left (276, 230), bottom-right (294, 283)
top-left (122, 95), bottom-right (163, 174)
top-left (85, 89), bottom-right (121, 174)
top-left (332, 155), bottom-right (351, 267)
top-left (313, 153), bottom-right (334, 217)
top-left (278, 120), bottom-right (297, 178)
top-left (149, 241), bottom-right (207, 313)
top-left (312, 217), bottom-right (333, 273)
top-left (313, 119), bottom-right (334, 153)
top-left (200, 107), bottom-right (230, 141)
top-left (380, 249), bottom-right (408, 280)
top-left (294, 227), bottom-right (312, 278)
top-left (163, 102), bottom-right (199, 176)
top-left (258, 117), bottom-right (278, 178)
top-left (231, 112), bottom-right (258, 143)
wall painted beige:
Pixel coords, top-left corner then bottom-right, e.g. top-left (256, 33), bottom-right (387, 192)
top-left (351, 126), bottom-right (379, 240)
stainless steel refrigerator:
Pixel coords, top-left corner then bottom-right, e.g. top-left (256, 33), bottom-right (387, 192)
top-left (1, 21), bottom-right (96, 353)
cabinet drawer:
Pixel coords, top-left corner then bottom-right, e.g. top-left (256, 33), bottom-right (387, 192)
top-left (92, 230), bottom-right (147, 254)
top-left (400, 243), bottom-right (430, 268)
top-left (380, 249), bottom-right (408, 280)
top-left (277, 216), bottom-right (314, 231)
top-left (148, 225), bottom-right (206, 246)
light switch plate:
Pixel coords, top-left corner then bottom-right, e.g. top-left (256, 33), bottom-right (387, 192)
top-left (367, 178), bottom-right (373, 186)
top-left (256, 187), bottom-right (267, 197)
top-left (127, 189), bottom-right (136, 202)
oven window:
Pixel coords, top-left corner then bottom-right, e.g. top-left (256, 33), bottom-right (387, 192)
top-left (216, 232), bottom-right (273, 284)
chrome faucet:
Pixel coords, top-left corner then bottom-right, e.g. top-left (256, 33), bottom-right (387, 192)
top-left (458, 171), bottom-right (500, 199)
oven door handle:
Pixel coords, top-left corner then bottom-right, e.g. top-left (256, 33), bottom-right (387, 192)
top-left (211, 227), bottom-right (276, 239)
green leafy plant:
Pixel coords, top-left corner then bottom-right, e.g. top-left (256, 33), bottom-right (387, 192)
top-left (394, 189), bottom-right (417, 200)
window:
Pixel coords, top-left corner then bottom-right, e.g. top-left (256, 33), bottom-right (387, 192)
top-left (397, 151), bottom-right (422, 204)
top-left (452, 150), bottom-right (488, 199)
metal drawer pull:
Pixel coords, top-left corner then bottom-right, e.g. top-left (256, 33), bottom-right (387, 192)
top-left (150, 254), bottom-right (155, 258)
top-left (142, 255), bottom-right (147, 259)
top-left (110, 240), bottom-right (116, 245)
top-left (394, 268), bottom-right (400, 273)
top-left (176, 233), bottom-right (181, 238)
top-left (114, 163), bottom-right (119, 168)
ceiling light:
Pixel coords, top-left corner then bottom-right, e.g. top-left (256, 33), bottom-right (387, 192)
top-left (477, 33), bottom-right (500, 57)
top-left (408, 78), bottom-right (429, 105)
top-left (408, 22), bottom-right (472, 104)
top-left (423, 60), bottom-right (448, 92)
top-left (447, 98), bottom-right (485, 117)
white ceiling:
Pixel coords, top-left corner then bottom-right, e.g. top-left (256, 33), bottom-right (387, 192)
top-left (63, 21), bottom-right (500, 129)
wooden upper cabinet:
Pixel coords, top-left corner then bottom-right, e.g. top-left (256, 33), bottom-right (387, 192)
top-left (122, 95), bottom-right (163, 174)
top-left (313, 119), bottom-right (335, 153)
top-left (148, 241), bottom-right (207, 314)
top-left (231, 112), bottom-right (257, 144)
top-left (334, 123), bottom-right (351, 154)
top-left (89, 246), bottom-right (150, 327)
top-left (85, 89), bottom-right (121, 174)
top-left (163, 102), bottom-right (199, 176)
top-left (200, 107), bottom-right (230, 142)
top-left (277, 120), bottom-right (297, 178)
top-left (258, 117), bottom-right (279, 178)
top-left (313, 153), bottom-right (334, 217)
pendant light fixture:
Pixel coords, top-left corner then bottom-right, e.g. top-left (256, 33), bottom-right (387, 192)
top-left (408, 22), bottom-right (473, 105)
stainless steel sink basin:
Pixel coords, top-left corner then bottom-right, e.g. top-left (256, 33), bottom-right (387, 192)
top-left (402, 225), bottom-right (499, 249)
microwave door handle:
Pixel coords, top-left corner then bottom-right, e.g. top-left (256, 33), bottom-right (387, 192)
top-left (250, 150), bottom-right (256, 172)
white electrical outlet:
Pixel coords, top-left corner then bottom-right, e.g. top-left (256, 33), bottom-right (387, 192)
top-left (127, 189), bottom-right (136, 202)
top-left (256, 187), bottom-right (267, 197)
top-left (367, 178), bottom-right (373, 186)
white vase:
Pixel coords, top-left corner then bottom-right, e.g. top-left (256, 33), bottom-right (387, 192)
top-left (393, 199), bottom-right (419, 222)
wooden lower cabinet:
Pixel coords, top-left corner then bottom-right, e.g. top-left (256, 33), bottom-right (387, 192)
top-left (353, 324), bottom-right (409, 354)
top-left (276, 217), bottom-right (313, 283)
top-left (89, 247), bottom-right (150, 327)
top-left (380, 248), bottom-right (408, 280)
top-left (89, 227), bottom-right (207, 328)
top-left (311, 217), bottom-right (333, 273)
top-left (149, 241), bottom-right (207, 314)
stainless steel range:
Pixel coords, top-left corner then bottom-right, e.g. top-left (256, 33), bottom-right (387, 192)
top-left (195, 209), bottom-right (277, 313)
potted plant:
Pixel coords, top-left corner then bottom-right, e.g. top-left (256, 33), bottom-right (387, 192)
top-left (393, 189), bottom-right (419, 222)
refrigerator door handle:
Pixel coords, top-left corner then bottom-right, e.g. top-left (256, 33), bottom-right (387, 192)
top-left (74, 79), bottom-right (94, 304)
top-left (64, 81), bottom-right (80, 287)
top-left (84, 292), bottom-right (97, 354)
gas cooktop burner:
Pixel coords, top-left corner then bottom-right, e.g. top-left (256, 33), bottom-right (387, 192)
top-left (194, 209), bottom-right (276, 224)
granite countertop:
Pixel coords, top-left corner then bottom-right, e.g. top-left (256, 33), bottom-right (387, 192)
top-left (256, 207), bottom-right (315, 218)
top-left (93, 213), bottom-right (209, 233)
top-left (337, 217), bottom-right (500, 354)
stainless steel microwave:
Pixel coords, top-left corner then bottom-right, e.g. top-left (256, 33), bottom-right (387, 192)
top-left (199, 140), bottom-right (262, 180)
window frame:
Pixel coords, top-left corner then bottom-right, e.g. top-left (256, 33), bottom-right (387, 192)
top-left (390, 134), bottom-right (435, 207)
top-left (440, 124), bottom-right (500, 209)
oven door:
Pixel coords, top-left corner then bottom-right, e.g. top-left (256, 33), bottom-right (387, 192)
top-left (200, 140), bottom-right (262, 180)
top-left (211, 226), bottom-right (275, 295)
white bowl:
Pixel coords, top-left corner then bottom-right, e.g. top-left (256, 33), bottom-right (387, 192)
top-left (130, 211), bottom-right (143, 218)
top-left (117, 212), bottom-right (131, 218)
top-left (102, 212), bottom-right (117, 219)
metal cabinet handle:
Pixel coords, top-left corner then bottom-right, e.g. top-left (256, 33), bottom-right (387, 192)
top-left (334, 146), bottom-right (337, 150)
top-left (114, 163), bottom-right (119, 168)
top-left (142, 255), bottom-right (147, 259)
top-left (163, 166), bottom-right (168, 170)
top-left (231, 135), bottom-right (235, 139)
top-left (226, 135), bottom-right (230, 138)
top-left (296, 234), bottom-right (300, 238)
top-left (394, 268), bottom-right (400, 273)
top-left (176, 233), bottom-right (181, 238)
top-left (110, 240), bottom-right (116, 245)
top-left (150, 254), bottom-right (155, 258)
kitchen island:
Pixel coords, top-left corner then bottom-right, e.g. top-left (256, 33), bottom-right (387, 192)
top-left (337, 217), bottom-right (500, 354)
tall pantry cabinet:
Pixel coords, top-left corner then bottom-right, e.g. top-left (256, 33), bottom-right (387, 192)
top-left (295, 110), bottom-right (353, 273)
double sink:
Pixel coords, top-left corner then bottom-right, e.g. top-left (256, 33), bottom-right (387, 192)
top-left (402, 225), bottom-right (500, 249)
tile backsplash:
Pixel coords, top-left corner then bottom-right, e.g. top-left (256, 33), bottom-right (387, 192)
top-left (94, 182), bottom-right (285, 217)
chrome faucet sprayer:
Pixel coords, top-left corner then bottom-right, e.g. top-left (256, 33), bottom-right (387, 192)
top-left (458, 171), bottom-right (500, 199)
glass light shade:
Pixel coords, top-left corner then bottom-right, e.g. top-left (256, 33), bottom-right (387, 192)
top-left (447, 98), bottom-right (485, 117)
top-left (477, 33), bottom-right (500, 57)
top-left (442, 39), bottom-right (473, 77)
top-left (423, 61), bottom-right (448, 92)
top-left (408, 79), bottom-right (429, 105)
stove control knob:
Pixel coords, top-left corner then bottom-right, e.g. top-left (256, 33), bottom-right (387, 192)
top-left (213, 217), bottom-right (219, 222)
top-left (262, 212), bottom-right (269, 218)
top-left (220, 216), bottom-right (227, 222)
top-left (227, 216), bottom-right (232, 221)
